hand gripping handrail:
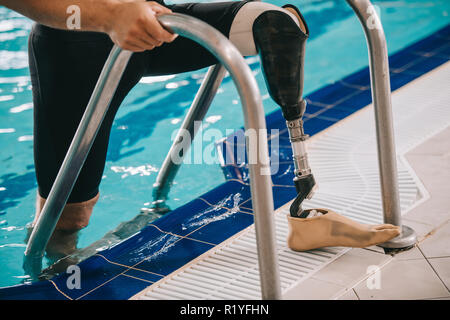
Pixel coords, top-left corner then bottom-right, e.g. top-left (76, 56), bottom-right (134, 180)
top-left (23, 13), bottom-right (281, 300)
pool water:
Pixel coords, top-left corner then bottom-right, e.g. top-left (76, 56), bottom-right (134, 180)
top-left (0, 0), bottom-right (449, 288)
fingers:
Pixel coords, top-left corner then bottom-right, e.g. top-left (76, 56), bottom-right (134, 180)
top-left (108, 1), bottom-right (178, 52)
top-left (144, 3), bottom-right (178, 42)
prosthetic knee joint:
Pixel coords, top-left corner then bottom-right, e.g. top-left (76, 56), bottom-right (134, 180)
top-left (253, 5), bottom-right (316, 218)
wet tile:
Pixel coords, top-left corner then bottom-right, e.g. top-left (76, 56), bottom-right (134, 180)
top-left (122, 267), bottom-right (163, 284)
top-left (122, 237), bottom-right (213, 277)
top-left (78, 274), bottom-right (150, 300)
top-left (49, 254), bottom-right (129, 300)
top-left (188, 211), bottom-right (254, 244)
top-left (428, 257), bottom-right (450, 290)
top-left (307, 82), bottom-right (359, 106)
top-left (353, 259), bottom-right (449, 300)
top-left (199, 180), bottom-right (252, 210)
top-left (154, 200), bottom-right (229, 237)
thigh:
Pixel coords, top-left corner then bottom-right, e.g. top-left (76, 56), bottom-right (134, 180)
top-left (144, 1), bottom-right (249, 75)
top-left (29, 25), bottom-right (145, 202)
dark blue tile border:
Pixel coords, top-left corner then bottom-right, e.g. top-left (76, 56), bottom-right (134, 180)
top-left (1, 24), bottom-right (448, 300)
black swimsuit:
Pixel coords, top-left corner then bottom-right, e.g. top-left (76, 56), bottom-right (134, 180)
top-left (28, 1), bottom-right (249, 202)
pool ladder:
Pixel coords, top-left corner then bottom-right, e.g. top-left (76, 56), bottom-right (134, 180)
top-left (24, 0), bottom-right (417, 300)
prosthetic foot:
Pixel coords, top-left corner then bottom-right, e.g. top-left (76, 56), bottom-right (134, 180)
top-left (253, 5), bottom-right (400, 250)
top-left (287, 209), bottom-right (400, 251)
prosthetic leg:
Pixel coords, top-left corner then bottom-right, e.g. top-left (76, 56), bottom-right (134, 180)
top-left (253, 5), bottom-right (315, 218)
top-left (252, 5), bottom-right (401, 251)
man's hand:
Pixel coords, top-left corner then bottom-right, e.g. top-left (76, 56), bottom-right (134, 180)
top-left (105, 1), bottom-right (178, 52)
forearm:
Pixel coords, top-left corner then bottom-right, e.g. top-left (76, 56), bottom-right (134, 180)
top-left (1, 0), bottom-right (131, 33)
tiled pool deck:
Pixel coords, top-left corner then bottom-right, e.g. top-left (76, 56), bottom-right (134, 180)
top-left (0, 24), bottom-right (448, 300)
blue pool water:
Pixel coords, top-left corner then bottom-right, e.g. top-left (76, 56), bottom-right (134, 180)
top-left (0, 0), bottom-right (449, 288)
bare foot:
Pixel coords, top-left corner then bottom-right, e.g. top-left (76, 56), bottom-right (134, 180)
top-left (287, 208), bottom-right (401, 251)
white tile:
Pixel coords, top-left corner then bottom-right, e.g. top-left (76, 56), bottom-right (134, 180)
top-left (354, 259), bottom-right (449, 300)
top-left (419, 220), bottom-right (450, 258)
top-left (402, 218), bottom-right (435, 243)
top-left (283, 277), bottom-right (345, 300)
top-left (393, 245), bottom-right (424, 261)
top-left (407, 127), bottom-right (450, 156)
top-left (337, 289), bottom-right (359, 300)
top-left (310, 248), bottom-right (391, 288)
top-left (428, 257), bottom-right (450, 290)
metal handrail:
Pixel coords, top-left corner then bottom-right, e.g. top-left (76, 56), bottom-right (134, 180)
top-left (23, 13), bottom-right (281, 299)
top-left (347, 0), bottom-right (416, 248)
top-left (151, 0), bottom-right (417, 249)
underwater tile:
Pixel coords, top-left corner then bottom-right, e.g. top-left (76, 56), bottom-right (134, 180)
top-left (303, 117), bottom-right (337, 136)
top-left (307, 82), bottom-right (360, 106)
top-left (405, 54), bottom-right (449, 75)
top-left (318, 106), bottom-right (356, 120)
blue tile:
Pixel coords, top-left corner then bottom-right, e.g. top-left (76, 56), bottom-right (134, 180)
top-left (152, 198), bottom-right (213, 237)
top-left (307, 82), bottom-right (360, 106)
top-left (122, 238), bottom-right (213, 277)
top-left (199, 180), bottom-right (252, 210)
top-left (333, 90), bottom-right (372, 112)
top-left (122, 268), bottom-right (163, 284)
top-left (112, 232), bottom-right (182, 269)
top-left (317, 107), bottom-right (355, 121)
top-left (389, 72), bottom-right (418, 91)
top-left (303, 117), bottom-right (338, 136)
top-left (78, 274), bottom-right (149, 300)
top-left (406, 54), bottom-right (449, 75)
top-left (188, 211), bottom-right (254, 244)
top-left (48, 254), bottom-right (128, 300)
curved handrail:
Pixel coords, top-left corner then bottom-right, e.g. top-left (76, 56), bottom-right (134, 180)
top-left (23, 13), bottom-right (281, 300)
